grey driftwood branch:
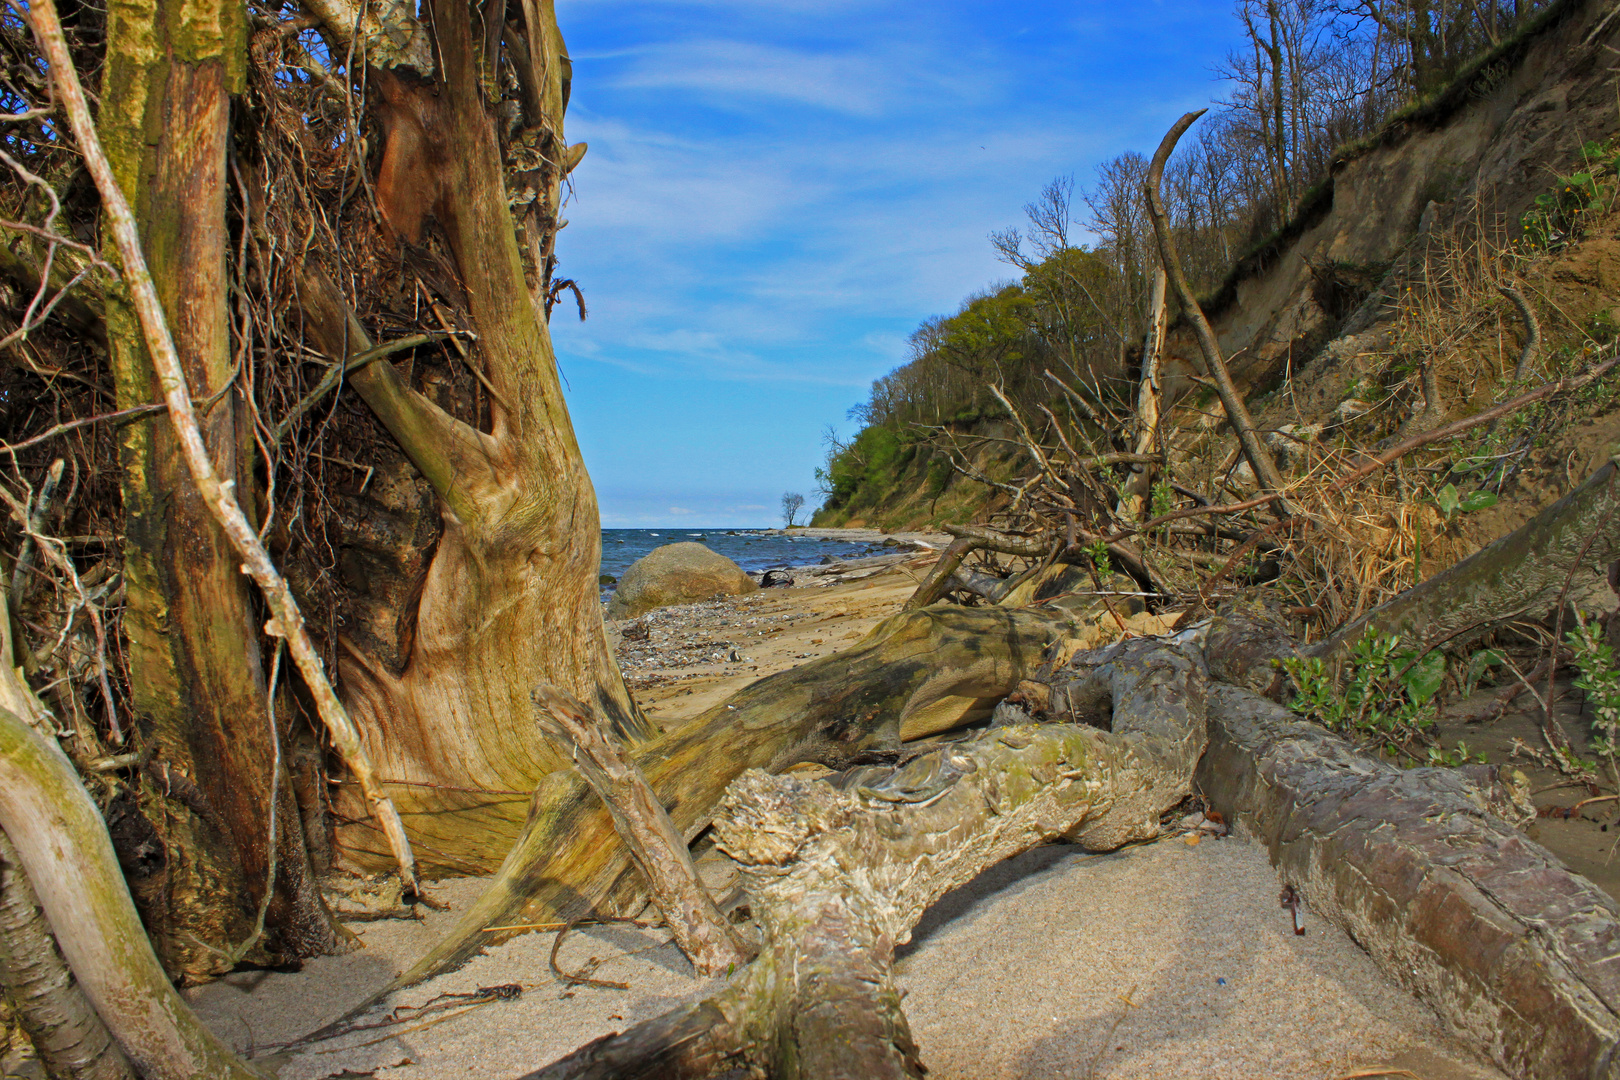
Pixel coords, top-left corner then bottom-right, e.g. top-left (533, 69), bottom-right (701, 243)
top-left (531, 686), bottom-right (751, 977)
top-left (523, 637), bottom-right (1207, 1079)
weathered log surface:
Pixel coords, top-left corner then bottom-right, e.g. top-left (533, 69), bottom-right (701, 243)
top-left (0, 830), bottom-right (135, 1080)
top-left (1196, 681), bottom-right (1620, 1080)
top-left (390, 605), bottom-right (1071, 991)
top-left (526, 637), bottom-right (1208, 1079)
top-left (1316, 456), bottom-right (1620, 659)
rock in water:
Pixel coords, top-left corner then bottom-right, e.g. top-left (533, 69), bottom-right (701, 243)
top-left (606, 541), bottom-right (759, 619)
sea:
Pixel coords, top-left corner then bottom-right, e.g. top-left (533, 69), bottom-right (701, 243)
top-left (599, 528), bottom-right (890, 586)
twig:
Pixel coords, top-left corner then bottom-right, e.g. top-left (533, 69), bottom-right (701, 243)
top-left (23, 0), bottom-right (420, 894)
top-left (549, 917), bottom-right (631, 991)
top-left (0, 403), bottom-right (168, 458)
top-left (275, 332), bottom-right (450, 441)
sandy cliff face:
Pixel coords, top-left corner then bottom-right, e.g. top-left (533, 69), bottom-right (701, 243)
top-left (1166, 0), bottom-right (1620, 413)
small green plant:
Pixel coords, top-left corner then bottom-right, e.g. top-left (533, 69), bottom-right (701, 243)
top-left (1085, 538), bottom-right (1111, 576)
top-left (1150, 481), bottom-right (1174, 522)
top-left (1518, 139), bottom-right (1620, 251)
top-left (1282, 630), bottom-right (1485, 767)
top-left (1432, 482), bottom-right (1497, 521)
top-left (1566, 610), bottom-right (1620, 788)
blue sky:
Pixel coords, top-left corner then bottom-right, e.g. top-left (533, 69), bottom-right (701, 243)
top-left (552, 1), bottom-right (1252, 528)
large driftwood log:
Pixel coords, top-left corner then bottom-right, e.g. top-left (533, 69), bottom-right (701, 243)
top-left (1201, 610), bottom-right (1620, 1080)
top-left (388, 605), bottom-right (1071, 991)
top-left (1317, 455), bottom-right (1620, 658)
top-left (524, 637), bottom-right (1207, 1079)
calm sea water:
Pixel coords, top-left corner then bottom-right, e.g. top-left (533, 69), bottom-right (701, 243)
top-left (599, 528), bottom-right (888, 583)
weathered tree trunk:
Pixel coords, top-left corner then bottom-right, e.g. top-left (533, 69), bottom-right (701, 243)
top-left (524, 637), bottom-right (1207, 1079)
top-left (291, 0), bottom-right (645, 876)
top-left (383, 605), bottom-right (1069, 992)
top-left (1316, 455), bottom-right (1620, 659)
top-left (0, 830), bottom-right (135, 1080)
top-left (98, 0), bottom-right (335, 977)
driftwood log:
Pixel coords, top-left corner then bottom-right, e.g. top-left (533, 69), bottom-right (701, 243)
top-left (1317, 454), bottom-right (1620, 659)
top-left (389, 605), bottom-right (1072, 991)
top-left (0, 830), bottom-right (135, 1080)
top-left (1200, 608), bottom-right (1620, 1080)
top-left (523, 637), bottom-right (1207, 1079)
top-left (0, 705), bottom-right (264, 1080)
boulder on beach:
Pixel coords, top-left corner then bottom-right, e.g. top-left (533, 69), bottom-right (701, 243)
top-left (606, 541), bottom-right (758, 619)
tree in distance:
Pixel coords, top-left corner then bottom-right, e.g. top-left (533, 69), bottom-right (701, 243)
top-left (782, 491), bottom-right (806, 528)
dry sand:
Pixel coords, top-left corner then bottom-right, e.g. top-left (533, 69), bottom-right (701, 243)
top-left (187, 834), bottom-right (1502, 1079)
top-left (184, 555), bottom-right (1506, 1078)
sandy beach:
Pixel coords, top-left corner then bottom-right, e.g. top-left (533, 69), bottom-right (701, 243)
top-left (183, 541), bottom-right (1505, 1079)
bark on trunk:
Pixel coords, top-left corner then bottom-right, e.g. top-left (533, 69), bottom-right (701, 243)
top-left (1316, 455), bottom-right (1620, 660)
top-left (0, 830), bottom-right (135, 1080)
top-left (292, 0), bottom-right (643, 876)
top-left (382, 605), bottom-right (1070, 992)
top-left (1195, 604), bottom-right (1618, 1079)
top-left (1196, 679), bottom-right (1620, 1080)
top-left (99, 0), bottom-right (334, 977)
top-left (524, 637), bottom-right (1207, 1079)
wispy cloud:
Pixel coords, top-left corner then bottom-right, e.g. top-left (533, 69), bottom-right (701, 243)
top-left (555, 1), bottom-right (1249, 526)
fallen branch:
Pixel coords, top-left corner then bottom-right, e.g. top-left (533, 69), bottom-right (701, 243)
top-left (526, 638), bottom-right (1208, 1079)
top-left (1332, 352), bottom-right (1619, 493)
top-left (1144, 111), bottom-right (1291, 513)
top-left (531, 687), bottom-right (751, 977)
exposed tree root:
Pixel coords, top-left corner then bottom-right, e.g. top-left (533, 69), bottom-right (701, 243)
top-left (384, 605), bottom-right (1072, 993)
top-left (523, 637), bottom-right (1206, 1079)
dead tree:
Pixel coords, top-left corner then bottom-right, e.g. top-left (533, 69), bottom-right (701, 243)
top-left (386, 605), bottom-right (1073, 991)
top-left (525, 637), bottom-right (1207, 1079)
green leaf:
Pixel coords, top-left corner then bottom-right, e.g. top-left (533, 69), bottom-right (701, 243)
top-left (1457, 490), bottom-right (1498, 513)
top-left (1401, 650), bottom-right (1447, 705)
top-left (1434, 483), bottom-right (1461, 517)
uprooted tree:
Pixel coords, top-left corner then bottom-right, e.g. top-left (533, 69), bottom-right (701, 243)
top-left (7, 0), bottom-right (1620, 1077)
